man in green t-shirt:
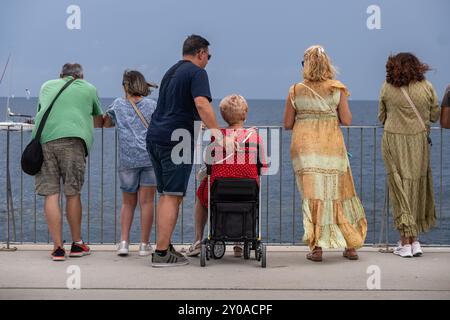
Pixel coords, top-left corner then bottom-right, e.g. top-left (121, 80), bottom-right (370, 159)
top-left (32, 63), bottom-right (103, 261)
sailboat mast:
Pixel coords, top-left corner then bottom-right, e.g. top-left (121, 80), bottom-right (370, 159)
top-left (6, 54), bottom-right (13, 121)
top-left (1, 53), bottom-right (13, 121)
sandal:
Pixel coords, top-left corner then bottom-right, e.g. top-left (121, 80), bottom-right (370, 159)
top-left (233, 245), bottom-right (243, 258)
top-left (306, 247), bottom-right (322, 262)
top-left (343, 248), bottom-right (359, 260)
top-left (186, 240), bottom-right (201, 257)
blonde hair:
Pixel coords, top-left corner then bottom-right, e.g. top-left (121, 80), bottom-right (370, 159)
top-left (303, 45), bottom-right (336, 81)
top-left (219, 94), bottom-right (248, 126)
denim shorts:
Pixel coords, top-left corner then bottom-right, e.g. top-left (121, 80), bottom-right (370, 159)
top-left (146, 140), bottom-right (193, 197)
top-left (118, 167), bottom-right (157, 193)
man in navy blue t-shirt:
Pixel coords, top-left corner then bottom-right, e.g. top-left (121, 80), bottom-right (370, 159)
top-left (147, 34), bottom-right (220, 267)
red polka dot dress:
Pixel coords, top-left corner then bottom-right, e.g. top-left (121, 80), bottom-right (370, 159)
top-left (196, 128), bottom-right (266, 207)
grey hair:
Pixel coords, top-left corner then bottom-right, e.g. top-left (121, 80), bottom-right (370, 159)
top-left (60, 63), bottom-right (83, 79)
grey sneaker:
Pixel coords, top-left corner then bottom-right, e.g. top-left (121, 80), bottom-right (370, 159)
top-left (152, 249), bottom-right (189, 267)
top-left (117, 240), bottom-right (129, 256)
top-left (139, 243), bottom-right (153, 256)
top-left (169, 243), bottom-right (184, 258)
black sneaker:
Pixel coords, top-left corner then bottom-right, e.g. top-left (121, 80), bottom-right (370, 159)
top-left (51, 247), bottom-right (66, 261)
top-left (152, 250), bottom-right (189, 267)
top-left (69, 241), bottom-right (91, 257)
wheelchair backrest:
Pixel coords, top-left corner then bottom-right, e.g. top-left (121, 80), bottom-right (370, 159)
top-left (211, 178), bottom-right (259, 202)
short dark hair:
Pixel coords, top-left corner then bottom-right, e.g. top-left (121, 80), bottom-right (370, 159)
top-left (60, 63), bottom-right (83, 79)
top-left (182, 34), bottom-right (210, 56)
top-left (385, 53), bottom-right (430, 87)
top-left (122, 70), bottom-right (158, 97)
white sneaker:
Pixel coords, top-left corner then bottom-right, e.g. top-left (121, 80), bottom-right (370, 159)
top-left (138, 243), bottom-right (153, 256)
top-left (411, 241), bottom-right (423, 257)
top-left (117, 240), bottom-right (129, 256)
top-left (394, 241), bottom-right (403, 251)
top-left (186, 240), bottom-right (201, 257)
top-left (393, 243), bottom-right (413, 258)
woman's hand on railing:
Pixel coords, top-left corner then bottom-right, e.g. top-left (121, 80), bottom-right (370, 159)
top-left (102, 114), bottom-right (114, 128)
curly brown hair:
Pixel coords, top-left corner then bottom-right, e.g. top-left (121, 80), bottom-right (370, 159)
top-left (385, 53), bottom-right (430, 87)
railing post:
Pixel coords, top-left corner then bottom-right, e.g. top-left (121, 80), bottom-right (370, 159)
top-left (20, 126), bottom-right (23, 243)
top-left (114, 128), bottom-right (118, 244)
top-left (359, 128), bottom-right (363, 196)
top-left (440, 128), bottom-right (443, 220)
top-left (279, 127), bottom-right (282, 244)
top-left (372, 127), bottom-right (377, 245)
top-left (292, 168), bottom-right (296, 245)
top-left (378, 179), bottom-right (393, 253)
top-left (1, 126), bottom-right (17, 251)
top-left (180, 199), bottom-right (184, 244)
top-left (87, 152), bottom-right (90, 244)
top-left (101, 128), bottom-right (104, 244)
top-left (34, 191), bottom-right (37, 243)
top-left (266, 162), bottom-right (269, 244)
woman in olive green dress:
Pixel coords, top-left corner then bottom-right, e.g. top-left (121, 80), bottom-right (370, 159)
top-left (378, 53), bottom-right (439, 258)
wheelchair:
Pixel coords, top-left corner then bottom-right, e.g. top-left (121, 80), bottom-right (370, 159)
top-left (200, 139), bottom-right (266, 268)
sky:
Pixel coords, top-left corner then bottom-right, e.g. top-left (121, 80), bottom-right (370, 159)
top-left (0, 0), bottom-right (449, 100)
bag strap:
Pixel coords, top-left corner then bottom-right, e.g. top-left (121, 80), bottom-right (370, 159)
top-left (298, 82), bottom-right (336, 114)
top-left (400, 87), bottom-right (427, 132)
top-left (290, 83), bottom-right (297, 109)
top-left (128, 98), bottom-right (149, 129)
top-left (35, 78), bottom-right (76, 141)
top-left (213, 128), bottom-right (257, 165)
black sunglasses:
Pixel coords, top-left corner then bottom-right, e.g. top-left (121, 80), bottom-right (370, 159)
top-left (199, 50), bottom-right (211, 61)
top-left (301, 60), bottom-right (304, 67)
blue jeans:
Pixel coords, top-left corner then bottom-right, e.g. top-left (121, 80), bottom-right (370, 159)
top-left (118, 167), bottom-right (156, 193)
top-left (146, 140), bottom-right (193, 197)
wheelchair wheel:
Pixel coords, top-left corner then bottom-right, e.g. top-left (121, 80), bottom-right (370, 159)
top-left (261, 244), bottom-right (267, 268)
top-left (200, 244), bottom-right (206, 267)
top-left (255, 242), bottom-right (262, 261)
top-left (206, 242), bottom-right (212, 260)
top-left (212, 240), bottom-right (225, 259)
top-left (244, 242), bottom-right (251, 260)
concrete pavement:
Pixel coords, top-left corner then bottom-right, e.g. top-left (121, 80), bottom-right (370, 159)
top-left (0, 245), bottom-right (449, 299)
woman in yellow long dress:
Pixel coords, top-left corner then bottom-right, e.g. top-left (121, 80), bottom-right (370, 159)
top-left (284, 45), bottom-right (367, 262)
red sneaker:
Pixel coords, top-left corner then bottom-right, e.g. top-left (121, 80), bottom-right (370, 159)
top-left (69, 242), bottom-right (91, 257)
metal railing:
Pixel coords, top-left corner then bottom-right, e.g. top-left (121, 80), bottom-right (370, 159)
top-left (1, 125), bottom-right (449, 247)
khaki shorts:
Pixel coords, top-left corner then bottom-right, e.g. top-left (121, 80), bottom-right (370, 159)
top-left (35, 137), bottom-right (86, 196)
